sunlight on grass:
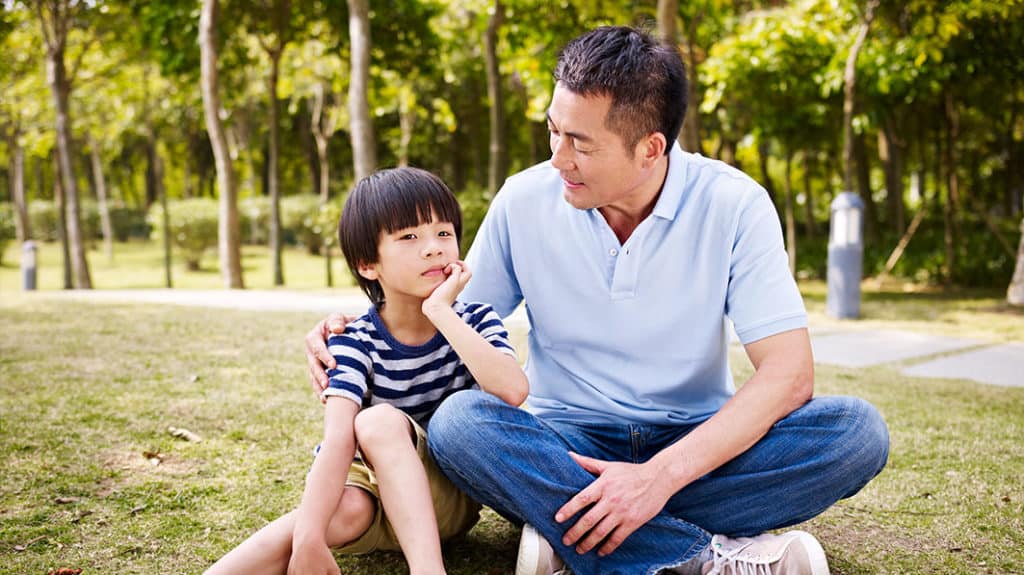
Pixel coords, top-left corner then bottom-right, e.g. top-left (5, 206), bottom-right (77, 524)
top-left (2, 275), bottom-right (1023, 573)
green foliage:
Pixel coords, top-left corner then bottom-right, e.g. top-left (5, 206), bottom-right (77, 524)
top-left (456, 187), bottom-right (491, 258)
top-left (147, 199), bottom-right (220, 270)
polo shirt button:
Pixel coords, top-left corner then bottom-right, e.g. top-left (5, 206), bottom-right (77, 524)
top-left (609, 248), bottom-right (618, 257)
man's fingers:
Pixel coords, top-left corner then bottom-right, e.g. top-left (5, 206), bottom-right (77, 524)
top-left (569, 451), bottom-right (606, 475)
top-left (561, 501), bottom-right (607, 548)
top-left (326, 313), bottom-right (349, 335)
top-left (575, 514), bottom-right (617, 555)
top-left (598, 526), bottom-right (631, 557)
top-left (555, 482), bottom-right (598, 523)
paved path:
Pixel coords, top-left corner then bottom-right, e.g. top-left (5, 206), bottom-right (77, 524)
top-left (42, 289), bottom-right (1023, 389)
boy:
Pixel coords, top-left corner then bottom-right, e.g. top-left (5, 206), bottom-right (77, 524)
top-left (206, 167), bottom-right (528, 575)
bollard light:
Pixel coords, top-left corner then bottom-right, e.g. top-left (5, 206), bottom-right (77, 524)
top-left (21, 240), bottom-right (38, 291)
top-left (826, 192), bottom-right (864, 319)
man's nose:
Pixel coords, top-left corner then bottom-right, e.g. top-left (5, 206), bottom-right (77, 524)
top-left (550, 136), bottom-right (574, 171)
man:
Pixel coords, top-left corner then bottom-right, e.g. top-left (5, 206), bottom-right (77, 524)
top-left (306, 26), bottom-right (888, 575)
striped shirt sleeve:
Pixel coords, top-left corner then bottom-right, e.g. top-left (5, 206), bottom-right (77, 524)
top-left (322, 332), bottom-right (371, 406)
top-left (462, 302), bottom-right (517, 359)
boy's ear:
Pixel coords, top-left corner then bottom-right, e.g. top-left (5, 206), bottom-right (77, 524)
top-left (357, 262), bottom-right (379, 281)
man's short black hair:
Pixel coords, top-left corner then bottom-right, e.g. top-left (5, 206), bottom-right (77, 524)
top-left (338, 167), bottom-right (462, 305)
top-left (554, 25), bottom-right (687, 155)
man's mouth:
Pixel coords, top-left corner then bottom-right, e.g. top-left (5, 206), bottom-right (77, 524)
top-left (562, 176), bottom-right (584, 190)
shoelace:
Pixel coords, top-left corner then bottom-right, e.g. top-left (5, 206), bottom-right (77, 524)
top-left (706, 540), bottom-right (773, 575)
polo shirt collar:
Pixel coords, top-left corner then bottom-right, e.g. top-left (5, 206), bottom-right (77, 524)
top-left (651, 143), bottom-right (689, 221)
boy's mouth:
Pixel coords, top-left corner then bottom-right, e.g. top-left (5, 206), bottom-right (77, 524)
top-left (422, 265), bottom-right (447, 277)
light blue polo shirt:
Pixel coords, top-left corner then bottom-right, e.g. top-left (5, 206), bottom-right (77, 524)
top-left (462, 144), bottom-right (807, 425)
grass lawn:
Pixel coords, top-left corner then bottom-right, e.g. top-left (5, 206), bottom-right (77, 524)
top-left (1, 245), bottom-right (1023, 574)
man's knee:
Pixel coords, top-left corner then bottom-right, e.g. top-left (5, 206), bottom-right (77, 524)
top-left (828, 396), bottom-right (890, 492)
top-left (428, 389), bottom-right (502, 465)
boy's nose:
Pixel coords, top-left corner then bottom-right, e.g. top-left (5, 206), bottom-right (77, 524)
top-left (422, 241), bottom-right (443, 257)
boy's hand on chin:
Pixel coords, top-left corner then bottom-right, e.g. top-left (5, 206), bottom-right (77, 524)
top-left (422, 261), bottom-right (472, 315)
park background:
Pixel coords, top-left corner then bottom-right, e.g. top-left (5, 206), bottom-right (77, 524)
top-left (1, 0), bottom-right (1023, 574)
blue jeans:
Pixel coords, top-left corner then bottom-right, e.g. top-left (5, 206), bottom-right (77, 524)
top-left (427, 390), bottom-right (889, 575)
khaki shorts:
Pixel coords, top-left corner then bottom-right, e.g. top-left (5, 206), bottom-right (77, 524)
top-left (335, 413), bottom-right (481, 554)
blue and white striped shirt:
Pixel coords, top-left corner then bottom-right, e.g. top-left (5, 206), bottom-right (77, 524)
top-left (322, 301), bottom-right (516, 426)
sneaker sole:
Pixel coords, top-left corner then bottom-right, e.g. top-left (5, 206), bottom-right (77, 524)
top-left (515, 524), bottom-right (550, 575)
top-left (791, 530), bottom-right (830, 575)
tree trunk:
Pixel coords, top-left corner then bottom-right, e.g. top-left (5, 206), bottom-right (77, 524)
top-left (943, 89), bottom-right (960, 289)
top-left (484, 0), bottom-right (506, 196)
top-left (1009, 217), bottom-right (1024, 305)
top-left (853, 132), bottom-right (879, 243)
top-left (87, 134), bottom-right (114, 261)
top-left (879, 115), bottom-right (905, 235)
top-left (311, 83), bottom-right (334, 204)
top-left (842, 0), bottom-right (878, 191)
top-left (200, 0), bottom-right (244, 289)
top-left (757, 139), bottom-right (777, 205)
top-left (682, 15), bottom-right (703, 153)
top-left (268, 52), bottom-right (284, 286)
top-left (802, 151), bottom-right (818, 239)
top-left (53, 153), bottom-right (72, 289)
top-left (347, 0), bottom-right (376, 181)
top-left (155, 143), bottom-right (172, 287)
top-left (43, 28), bottom-right (91, 288)
top-left (311, 82), bottom-right (335, 287)
top-left (8, 130), bottom-right (31, 242)
top-left (783, 150), bottom-right (796, 276)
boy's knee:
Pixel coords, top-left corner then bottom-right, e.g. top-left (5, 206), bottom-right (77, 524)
top-left (354, 404), bottom-right (410, 449)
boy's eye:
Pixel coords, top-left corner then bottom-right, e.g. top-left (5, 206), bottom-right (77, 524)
top-left (438, 230), bottom-right (452, 237)
top-left (399, 233), bottom-right (417, 240)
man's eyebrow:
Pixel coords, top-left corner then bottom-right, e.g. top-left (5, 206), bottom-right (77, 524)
top-left (545, 111), bottom-right (594, 144)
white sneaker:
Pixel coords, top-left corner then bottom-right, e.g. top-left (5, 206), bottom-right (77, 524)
top-left (515, 523), bottom-right (571, 575)
top-left (702, 530), bottom-right (829, 575)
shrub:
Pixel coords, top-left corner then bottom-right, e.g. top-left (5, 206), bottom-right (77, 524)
top-left (281, 195), bottom-right (326, 254)
top-left (28, 201), bottom-right (58, 241)
top-left (109, 203), bottom-right (150, 241)
top-left (147, 198), bottom-right (219, 270)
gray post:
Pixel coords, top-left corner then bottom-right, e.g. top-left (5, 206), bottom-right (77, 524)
top-left (21, 240), bottom-right (37, 291)
top-left (826, 192), bottom-right (864, 319)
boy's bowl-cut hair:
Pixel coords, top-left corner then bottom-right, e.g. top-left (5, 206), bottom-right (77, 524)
top-left (339, 167), bottom-right (463, 305)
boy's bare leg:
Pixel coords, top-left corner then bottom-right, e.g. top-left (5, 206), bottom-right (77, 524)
top-left (204, 486), bottom-right (375, 575)
top-left (355, 405), bottom-right (447, 575)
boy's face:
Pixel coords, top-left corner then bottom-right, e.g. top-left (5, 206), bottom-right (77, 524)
top-left (357, 212), bottom-right (460, 301)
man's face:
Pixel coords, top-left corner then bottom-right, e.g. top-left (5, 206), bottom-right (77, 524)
top-left (546, 83), bottom-right (655, 213)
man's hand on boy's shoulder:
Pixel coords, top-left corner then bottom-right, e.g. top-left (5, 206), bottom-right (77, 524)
top-left (305, 312), bottom-right (356, 401)
top-left (422, 260), bottom-right (472, 318)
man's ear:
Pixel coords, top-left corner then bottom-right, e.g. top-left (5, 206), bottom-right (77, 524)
top-left (357, 262), bottom-right (379, 280)
top-left (639, 132), bottom-right (667, 167)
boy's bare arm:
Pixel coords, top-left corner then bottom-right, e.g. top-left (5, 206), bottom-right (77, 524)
top-left (422, 262), bottom-right (529, 406)
top-left (289, 398), bottom-right (361, 572)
